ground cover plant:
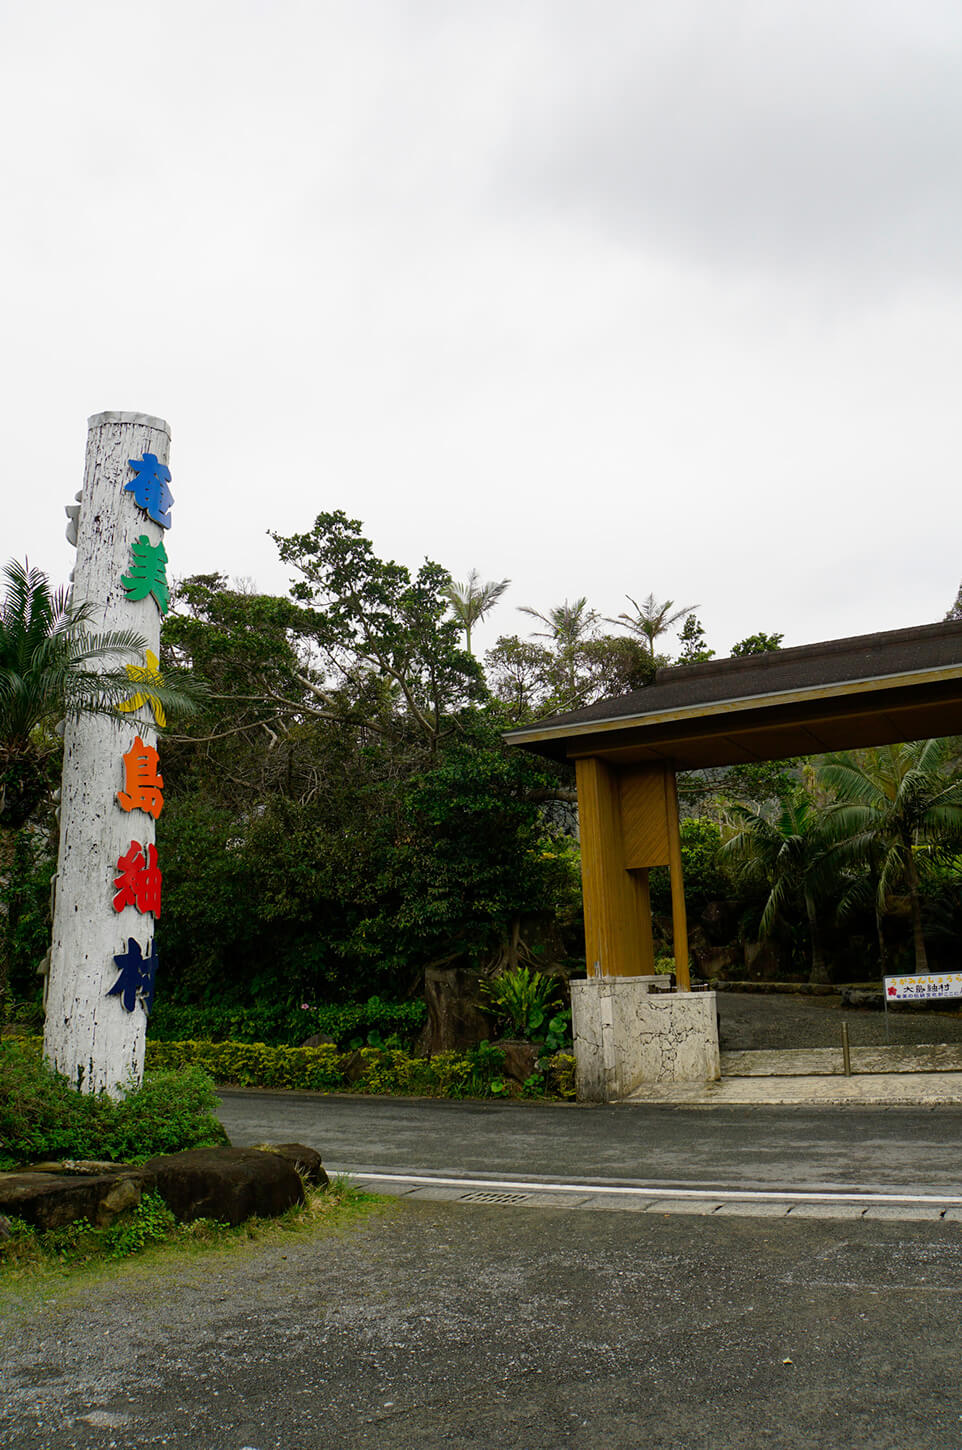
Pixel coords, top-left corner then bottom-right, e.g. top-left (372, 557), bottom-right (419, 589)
top-left (0, 1040), bottom-right (228, 1169)
top-left (0, 1177), bottom-right (379, 1286)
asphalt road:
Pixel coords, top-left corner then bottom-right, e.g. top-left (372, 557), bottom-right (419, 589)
top-left (217, 1090), bottom-right (962, 1197)
top-left (3, 1202), bottom-right (962, 1449)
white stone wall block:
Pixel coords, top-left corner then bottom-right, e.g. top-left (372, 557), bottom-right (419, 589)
top-left (571, 978), bottom-right (720, 1102)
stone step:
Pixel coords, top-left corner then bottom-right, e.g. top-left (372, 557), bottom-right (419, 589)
top-left (721, 1044), bottom-right (962, 1076)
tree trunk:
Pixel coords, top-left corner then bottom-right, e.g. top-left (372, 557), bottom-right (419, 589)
top-left (507, 916), bottom-right (521, 974)
top-left (0, 825), bottom-right (16, 1022)
top-left (904, 848), bottom-right (929, 974)
top-left (876, 909), bottom-right (888, 977)
top-left (420, 965), bottom-right (494, 1053)
top-left (804, 891), bottom-right (831, 985)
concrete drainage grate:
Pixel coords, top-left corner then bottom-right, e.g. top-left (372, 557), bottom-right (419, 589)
top-left (458, 1190), bottom-right (533, 1205)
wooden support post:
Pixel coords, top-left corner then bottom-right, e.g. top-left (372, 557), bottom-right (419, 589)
top-left (665, 769), bottom-right (690, 990)
top-left (575, 757), bottom-right (651, 976)
top-left (574, 756), bottom-right (690, 987)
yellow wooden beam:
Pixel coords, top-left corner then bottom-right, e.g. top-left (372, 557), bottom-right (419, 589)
top-left (665, 769), bottom-right (690, 990)
top-left (575, 757), bottom-right (687, 983)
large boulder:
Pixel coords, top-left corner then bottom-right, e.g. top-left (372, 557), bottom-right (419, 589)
top-left (0, 1144), bottom-right (327, 1233)
top-left (0, 1168), bottom-right (153, 1231)
top-left (493, 1040), bottom-right (539, 1085)
top-left (144, 1147), bottom-right (305, 1226)
top-left (263, 1143), bottom-right (328, 1189)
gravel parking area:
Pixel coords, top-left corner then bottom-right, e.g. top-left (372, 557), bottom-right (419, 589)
top-left (717, 989), bottom-right (962, 1051)
top-left (3, 1202), bottom-right (962, 1450)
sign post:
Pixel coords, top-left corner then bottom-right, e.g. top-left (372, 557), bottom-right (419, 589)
top-left (43, 412), bottom-right (172, 1094)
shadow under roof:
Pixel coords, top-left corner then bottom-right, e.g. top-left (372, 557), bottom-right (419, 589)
top-left (504, 619), bottom-right (962, 770)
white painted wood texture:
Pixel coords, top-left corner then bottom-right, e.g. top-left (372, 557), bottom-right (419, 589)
top-left (43, 413), bottom-right (170, 1093)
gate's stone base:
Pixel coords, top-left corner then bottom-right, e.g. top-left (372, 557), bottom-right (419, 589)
top-left (570, 978), bottom-right (720, 1102)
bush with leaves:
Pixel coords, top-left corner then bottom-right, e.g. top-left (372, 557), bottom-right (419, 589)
top-left (143, 1036), bottom-right (577, 1099)
top-left (480, 964), bottom-right (571, 1051)
top-left (148, 996), bottom-right (426, 1048)
top-left (0, 1041), bottom-right (228, 1168)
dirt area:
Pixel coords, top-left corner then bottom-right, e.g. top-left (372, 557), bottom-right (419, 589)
top-left (716, 988), bottom-right (962, 1052)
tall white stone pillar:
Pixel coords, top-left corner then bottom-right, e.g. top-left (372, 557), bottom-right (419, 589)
top-left (44, 412), bottom-right (172, 1093)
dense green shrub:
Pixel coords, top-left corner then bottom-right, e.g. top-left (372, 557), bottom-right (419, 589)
top-left (147, 996), bottom-right (426, 1049)
top-left (0, 1040), bottom-right (228, 1168)
top-left (147, 1039), bottom-right (348, 1091)
top-left (145, 1037), bottom-right (577, 1100)
top-left (0, 826), bottom-right (57, 1014)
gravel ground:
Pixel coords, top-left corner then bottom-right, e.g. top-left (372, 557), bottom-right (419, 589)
top-left (3, 1202), bottom-right (962, 1450)
top-left (716, 990), bottom-right (962, 1051)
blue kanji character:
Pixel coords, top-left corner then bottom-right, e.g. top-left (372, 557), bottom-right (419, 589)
top-left (107, 937), bottom-right (158, 1014)
top-left (125, 453), bottom-right (174, 528)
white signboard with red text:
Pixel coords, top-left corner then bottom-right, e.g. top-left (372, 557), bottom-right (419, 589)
top-left (884, 974), bottom-right (962, 1002)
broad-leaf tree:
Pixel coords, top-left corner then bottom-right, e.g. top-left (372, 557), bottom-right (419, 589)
top-left (272, 512), bottom-right (485, 753)
top-left (730, 631), bottom-right (784, 657)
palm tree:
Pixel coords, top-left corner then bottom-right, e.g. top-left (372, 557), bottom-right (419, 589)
top-left (0, 558), bottom-right (205, 828)
top-left (517, 598), bottom-right (600, 708)
top-left (518, 597), bottom-right (598, 649)
top-left (820, 740), bottom-right (962, 974)
top-left (444, 569), bottom-right (510, 655)
top-left (606, 593), bottom-right (696, 658)
top-left (0, 560), bottom-right (151, 830)
top-left (0, 559), bottom-right (203, 1018)
top-left (719, 794), bottom-right (834, 984)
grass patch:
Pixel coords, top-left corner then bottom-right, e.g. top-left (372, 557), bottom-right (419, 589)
top-left (0, 1177), bottom-right (382, 1289)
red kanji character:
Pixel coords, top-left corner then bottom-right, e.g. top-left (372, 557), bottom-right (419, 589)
top-left (113, 841), bottom-right (162, 917)
top-left (117, 735), bottom-right (164, 818)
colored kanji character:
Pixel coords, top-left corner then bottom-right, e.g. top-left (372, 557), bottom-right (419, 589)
top-left (117, 649), bottom-right (167, 727)
top-left (125, 453), bottom-right (174, 528)
top-left (121, 535), bottom-right (170, 615)
top-left (117, 735), bottom-right (164, 818)
top-left (112, 841), bottom-right (162, 917)
top-left (107, 937), bottom-right (158, 1014)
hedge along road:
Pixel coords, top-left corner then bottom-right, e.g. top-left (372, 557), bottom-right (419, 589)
top-left (216, 1091), bottom-right (962, 1200)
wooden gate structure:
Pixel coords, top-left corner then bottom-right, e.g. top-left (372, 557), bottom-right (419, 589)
top-left (505, 619), bottom-right (962, 1098)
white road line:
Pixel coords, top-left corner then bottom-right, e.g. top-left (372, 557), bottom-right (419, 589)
top-left (333, 1170), bottom-right (962, 1207)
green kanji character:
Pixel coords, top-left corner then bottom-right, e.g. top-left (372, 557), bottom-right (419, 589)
top-left (121, 535), bottom-right (170, 615)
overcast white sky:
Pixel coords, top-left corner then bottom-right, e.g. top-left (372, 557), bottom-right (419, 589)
top-left (3, 0), bottom-right (961, 660)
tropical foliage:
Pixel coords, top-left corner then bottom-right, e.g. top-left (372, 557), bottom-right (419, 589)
top-left (820, 741), bottom-right (962, 974)
top-left (6, 520), bottom-right (962, 1040)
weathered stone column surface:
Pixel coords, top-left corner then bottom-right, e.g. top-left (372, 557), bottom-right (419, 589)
top-left (44, 412), bottom-right (170, 1093)
top-left (571, 978), bottom-right (720, 1102)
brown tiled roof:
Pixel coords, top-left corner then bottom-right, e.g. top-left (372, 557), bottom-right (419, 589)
top-left (504, 619), bottom-right (962, 768)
